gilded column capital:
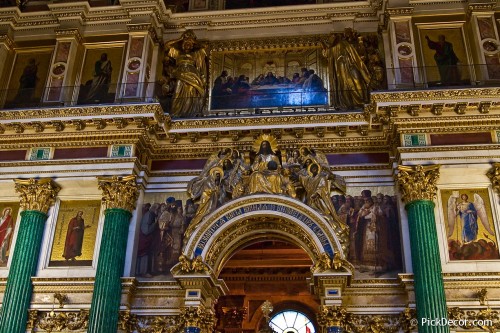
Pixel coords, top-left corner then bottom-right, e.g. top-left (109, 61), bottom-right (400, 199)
top-left (180, 306), bottom-right (215, 330)
top-left (396, 164), bottom-right (440, 204)
top-left (317, 305), bottom-right (349, 329)
top-left (487, 163), bottom-right (500, 194)
top-left (97, 175), bottom-right (139, 213)
top-left (14, 178), bottom-right (60, 214)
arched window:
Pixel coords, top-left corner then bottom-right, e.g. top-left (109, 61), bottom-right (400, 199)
top-left (269, 310), bottom-right (315, 333)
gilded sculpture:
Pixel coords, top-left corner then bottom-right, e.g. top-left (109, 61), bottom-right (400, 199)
top-left (184, 134), bottom-right (348, 244)
top-left (163, 30), bottom-right (207, 117)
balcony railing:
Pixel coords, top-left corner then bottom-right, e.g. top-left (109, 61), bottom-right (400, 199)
top-left (0, 64), bottom-right (498, 117)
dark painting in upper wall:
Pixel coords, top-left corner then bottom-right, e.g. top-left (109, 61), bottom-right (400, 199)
top-left (0, 203), bottom-right (20, 267)
top-left (225, 0), bottom-right (315, 9)
top-left (77, 44), bottom-right (125, 105)
top-left (5, 48), bottom-right (52, 108)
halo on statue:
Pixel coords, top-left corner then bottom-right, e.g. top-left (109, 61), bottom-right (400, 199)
top-left (253, 134), bottom-right (278, 153)
top-left (299, 146), bottom-right (311, 158)
top-left (210, 166), bottom-right (223, 177)
top-left (307, 163), bottom-right (321, 177)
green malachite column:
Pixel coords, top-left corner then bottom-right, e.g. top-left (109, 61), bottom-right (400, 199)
top-left (397, 165), bottom-right (449, 333)
top-left (0, 178), bottom-right (59, 333)
top-left (87, 175), bottom-right (138, 333)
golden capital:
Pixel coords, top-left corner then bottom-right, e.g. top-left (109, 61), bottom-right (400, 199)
top-left (317, 305), bottom-right (349, 328)
top-left (487, 163), bottom-right (500, 194)
top-left (97, 175), bottom-right (139, 213)
top-left (14, 178), bottom-right (60, 214)
top-left (396, 164), bottom-right (440, 204)
top-left (180, 306), bottom-right (215, 330)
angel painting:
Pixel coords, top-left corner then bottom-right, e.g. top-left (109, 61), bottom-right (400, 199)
top-left (445, 190), bottom-right (499, 260)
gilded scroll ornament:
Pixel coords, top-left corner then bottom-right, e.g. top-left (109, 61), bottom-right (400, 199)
top-left (487, 163), bottom-right (500, 194)
top-left (396, 165), bottom-right (440, 204)
top-left (118, 312), bottom-right (180, 333)
top-left (14, 178), bottom-right (60, 214)
top-left (97, 175), bottom-right (139, 213)
top-left (27, 309), bottom-right (89, 332)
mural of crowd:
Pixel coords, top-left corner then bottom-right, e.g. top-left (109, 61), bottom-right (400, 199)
top-left (136, 198), bottom-right (197, 277)
top-left (331, 191), bottom-right (402, 277)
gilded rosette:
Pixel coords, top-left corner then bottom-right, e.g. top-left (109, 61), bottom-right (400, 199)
top-left (14, 178), bottom-right (60, 214)
top-left (396, 165), bottom-right (440, 204)
top-left (97, 175), bottom-right (139, 213)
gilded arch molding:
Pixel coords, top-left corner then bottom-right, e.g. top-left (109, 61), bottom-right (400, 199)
top-left (182, 195), bottom-right (347, 276)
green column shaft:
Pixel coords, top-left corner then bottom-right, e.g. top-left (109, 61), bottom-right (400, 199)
top-left (87, 208), bottom-right (132, 333)
top-left (406, 200), bottom-right (449, 333)
top-left (0, 210), bottom-right (47, 333)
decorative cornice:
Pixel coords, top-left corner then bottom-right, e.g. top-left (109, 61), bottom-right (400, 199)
top-left (0, 103), bottom-right (163, 121)
top-left (371, 88), bottom-right (500, 103)
top-left (13, 178), bottom-right (60, 214)
top-left (97, 175), bottom-right (139, 213)
top-left (396, 164), bottom-right (440, 204)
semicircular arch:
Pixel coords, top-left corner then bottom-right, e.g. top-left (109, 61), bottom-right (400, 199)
top-left (183, 194), bottom-right (347, 275)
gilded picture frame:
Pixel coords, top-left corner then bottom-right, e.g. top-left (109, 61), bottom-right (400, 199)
top-left (49, 200), bottom-right (102, 267)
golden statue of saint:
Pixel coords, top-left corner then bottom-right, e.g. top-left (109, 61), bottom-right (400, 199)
top-left (164, 30), bottom-right (207, 117)
top-left (321, 28), bottom-right (371, 109)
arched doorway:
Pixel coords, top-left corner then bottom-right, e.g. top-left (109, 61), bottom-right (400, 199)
top-left (269, 310), bottom-right (316, 333)
top-left (215, 240), bottom-right (319, 332)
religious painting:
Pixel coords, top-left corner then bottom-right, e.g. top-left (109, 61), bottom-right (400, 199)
top-left (136, 192), bottom-right (193, 279)
top-left (210, 48), bottom-right (328, 111)
top-left (336, 188), bottom-right (403, 279)
top-left (440, 188), bottom-right (499, 261)
top-left (77, 45), bottom-right (125, 105)
top-left (189, 0), bottom-right (208, 10)
top-left (0, 203), bottom-right (20, 267)
top-left (224, 0), bottom-right (315, 10)
top-left (5, 48), bottom-right (52, 108)
top-left (418, 26), bottom-right (470, 87)
top-left (49, 201), bottom-right (102, 267)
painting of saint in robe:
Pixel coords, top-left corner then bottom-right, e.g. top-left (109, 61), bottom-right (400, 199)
top-left (0, 204), bottom-right (19, 267)
top-left (49, 201), bottom-right (101, 267)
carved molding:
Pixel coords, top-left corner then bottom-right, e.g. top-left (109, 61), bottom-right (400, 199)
top-left (487, 163), bottom-right (500, 195)
top-left (14, 178), bottom-right (60, 214)
top-left (396, 164), bottom-right (440, 204)
top-left (97, 175), bottom-right (139, 213)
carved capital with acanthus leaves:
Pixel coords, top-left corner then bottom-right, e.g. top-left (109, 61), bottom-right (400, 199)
top-left (14, 178), bottom-right (60, 214)
top-left (396, 165), bottom-right (440, 204)
top-left (97, 175), bottom-right (139, 213)
top-left (180, 306), bottom-right (215, 330)
top-left (487, 163), bottom-right (500, 195)
top-left (317, 305), bottom-right (350, 329)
